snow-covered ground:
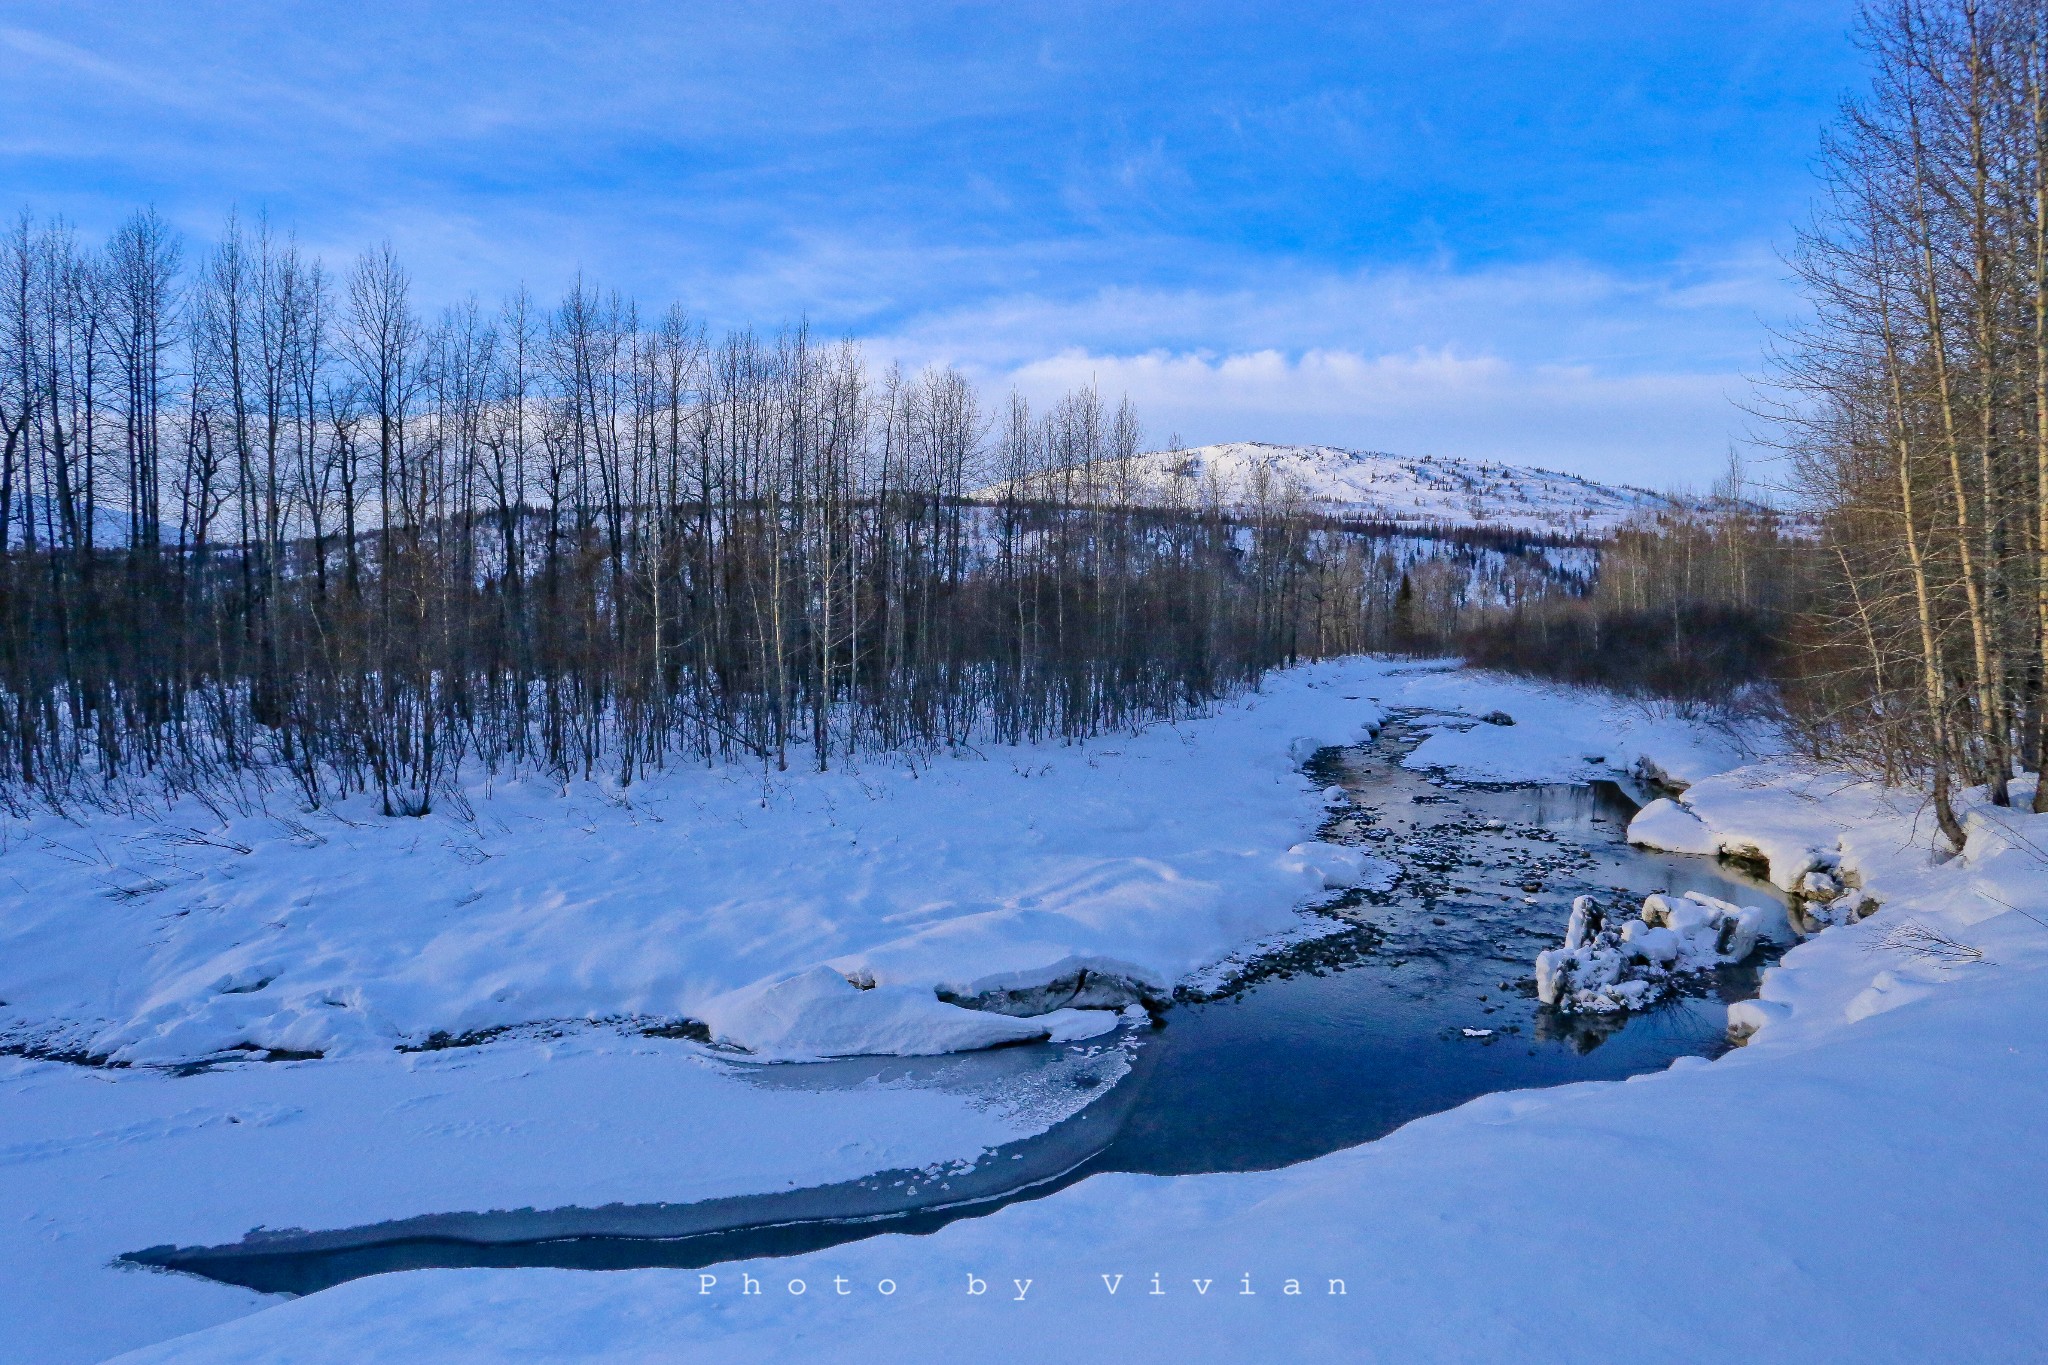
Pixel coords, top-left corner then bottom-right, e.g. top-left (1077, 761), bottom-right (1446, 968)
top-left (980, 441), bottom-right (1693, 535)
top-left (10, 657), bottom-right (2042, 1362)
top-left (1, 1032), bottom-right (1061, 1364)
top-left (0, 664), bottom-right (1406, 1070)
top-left (121, 884), bottom-right (2046, 1365)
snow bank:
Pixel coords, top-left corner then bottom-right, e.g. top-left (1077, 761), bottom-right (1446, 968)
top-left (1625, 762), bottom-right (1875, 891)
top-left (5, 658), bottom-right (1776, 1069)
top-left (1843, 967), bottom-right (1945, 1024)
top-left (1390, 670), bottom-right (1754, 788)
top-left (1714, 771), bottom-right (2045, 1045)
top-left (0, 1026), bottom-right (1085, 1365)
top-left (1953, 803), bottom-right (2048, 926)
top-left (0, 661), bottom-right (1414, 1067)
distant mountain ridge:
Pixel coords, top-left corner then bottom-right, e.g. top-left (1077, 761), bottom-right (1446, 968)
top-left (982, 441), bottom-right (1694, 537)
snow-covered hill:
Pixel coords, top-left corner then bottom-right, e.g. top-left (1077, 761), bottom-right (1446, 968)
top-left (984, 441), bottom-right (1687, 537)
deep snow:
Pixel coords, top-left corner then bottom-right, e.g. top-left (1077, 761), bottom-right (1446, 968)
top-left (109, 726), bottom-right (2048, 1365)
top-left (0, 664), bottom-right (1396, 1069)
top-left (117, 900), bottom-right (2047, 1365)
top-left (11, 657), bottom-right (2043, 1363)
top-left (0, 1032), bottom-right (1065, 1363)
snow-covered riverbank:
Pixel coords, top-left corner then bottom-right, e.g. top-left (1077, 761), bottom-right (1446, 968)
top-left (123, 894), bottom-right (2044, 1365)
top-left (0, 662), bottom-right (1393, 1070)
top-left (16, 656), bottom-right (2041, 1363)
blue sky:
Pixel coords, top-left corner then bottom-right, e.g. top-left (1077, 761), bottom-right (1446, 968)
top-left (0, 2), bottom-right (1864, 487)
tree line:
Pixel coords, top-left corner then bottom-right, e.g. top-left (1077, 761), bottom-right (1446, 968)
top-left (1785, 0), bottom-right (2048, 835)
top-left (1384, 462), bottom-right (1808, 704)
top-left (0, 209), bottom-right (1393, 813)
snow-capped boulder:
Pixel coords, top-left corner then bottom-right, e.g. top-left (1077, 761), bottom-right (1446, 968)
top-left (1627, 798), bottom-right (1718, 857)
top-left (698, 966), bottom-right (1049, 1061)
top-left (1633, 754), bottom-right (1696, 794)
top-left (1536, 891), bottom-right (1787, 1014)
top-left (1282, 841), bottom-right (1399, 891)
top-left (1643, 890), bottom-right (1793, 959)
top-left (1620, 920), bottom-right (1682, 965)
top-left (1799, 869), bottom-right (1842, 901)
top-left (1563, 895), bottom-right (1599, 950)
top-left (1726, 997), bottom-right (1790, 1040)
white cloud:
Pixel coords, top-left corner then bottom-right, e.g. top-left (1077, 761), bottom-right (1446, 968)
top-left (974, 346), bottom-right (1749, 490)
top-left (843, 254), bottom-right (1792, 489)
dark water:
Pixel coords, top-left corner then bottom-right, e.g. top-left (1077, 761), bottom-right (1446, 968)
top-left (127, 712), bottom-right (1784, 1295)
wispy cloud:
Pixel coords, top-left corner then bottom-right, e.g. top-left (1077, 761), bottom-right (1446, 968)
top-left (0, 1), bottom-right (1855, 490)
top-left (838, 252), bottom-right (1790, 486)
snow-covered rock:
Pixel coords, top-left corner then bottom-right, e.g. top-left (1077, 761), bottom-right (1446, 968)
top-left (1643, 764), bottom-right (1867, 891)
top-left (1624, 766), bottom-right (1866, 892)
top-left (1726, 996), bottom-right (1791, 1038)
top-left (696, 966), bottom-right (1050, 1061)
top-left (1799, 869), bottom-right (1842, 900)
top-left (1627, 797), bottom-right (1718, 856)
top-left (1281, 841), bottom-right (1399, 891)
top-left (1535, 891), bottom-right (1785, 1013)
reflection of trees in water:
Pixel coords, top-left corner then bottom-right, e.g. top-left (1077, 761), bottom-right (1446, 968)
top-left (1535, 993), bottom-right (1727, 1057)
top-left (1533, 1003), bottom-right (1631, 1053)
